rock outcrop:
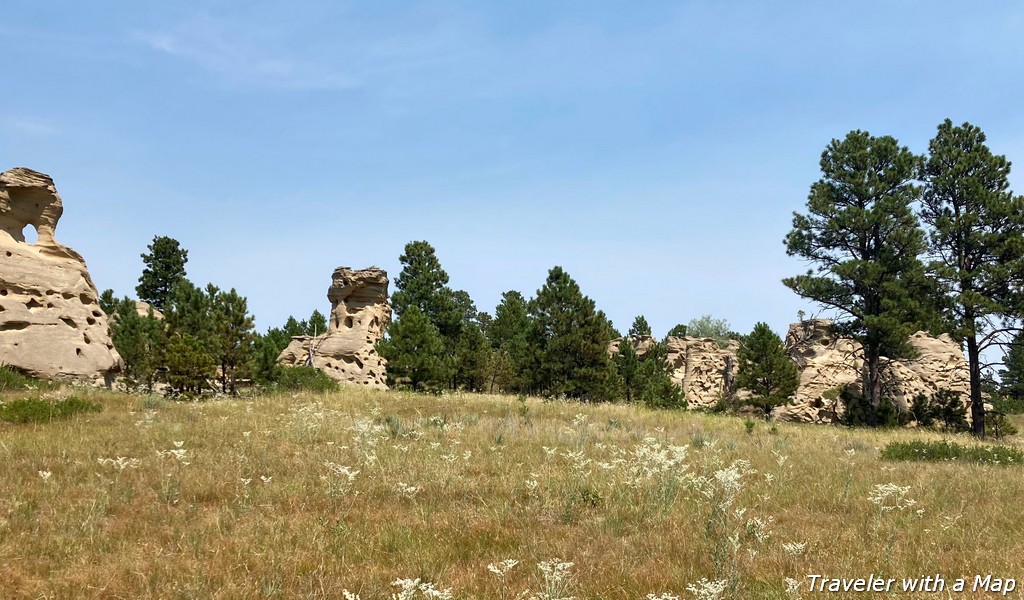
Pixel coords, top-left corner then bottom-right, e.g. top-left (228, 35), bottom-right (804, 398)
top-left (774, 319), bottom-right (971, 423)
top-left (611, 335), bottom-right (738, 408)
top-left (666, 337), bottom-right (738, 408)
top-left (277, 267), bottom-right (390, 388)
top-left (0, 167), bottom-right (121, 384)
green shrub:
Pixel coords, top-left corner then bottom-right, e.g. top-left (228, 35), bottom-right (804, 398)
top-left (881, 439), bottom-right (1022, 465)
top-left (910, 390), bottom-right (969, 432)
top-left (991, 393), bottom-right (1024, 415)
top-left (0, 396), bottom-right (102, 424)
top-left (274, 366), bottom-right (339, 393)
top-left (986, 412), bottom-right (1019, 439)
top-left (0, 366), bottom-right (57, 393)
top-left (841, 386), bottom-right (899, 428)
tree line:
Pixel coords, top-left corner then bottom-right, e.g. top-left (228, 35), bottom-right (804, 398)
top-left (97, 119), bottom-right (1024, 440)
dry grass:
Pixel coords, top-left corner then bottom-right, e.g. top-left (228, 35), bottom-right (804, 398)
top-left (1, 386), bottom-right (1022, 599)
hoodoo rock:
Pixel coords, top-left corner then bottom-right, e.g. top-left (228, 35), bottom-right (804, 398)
top-left (277, 267), bottom-right (391, 388)
top-left (0, 167), bottom-right (121, 384)
top-left (775, 319), bottom-right (972, 423)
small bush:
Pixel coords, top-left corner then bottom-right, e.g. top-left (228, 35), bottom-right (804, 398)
top-left (991, 394), bottom-right (1024, 415)
top-left (0, 366), bottom-right (57, 393)
top-left (0, 396), bottom-right (102, 424)
top-left (881, 439), bottom-right (1023, 465)
top-left (274, 366), bottom-right (339, 393)
top-left (986, 412), bottom-right (1019, 439)
top-left (910, 390), bottom-right (969, 431)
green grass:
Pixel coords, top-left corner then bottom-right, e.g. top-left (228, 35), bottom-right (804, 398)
top-left (0, 396), bottom-right (102, 424)
top-left (881, 439), bottom-right (1023, 465)
top-left (0, 366), bottom-right (58, 393)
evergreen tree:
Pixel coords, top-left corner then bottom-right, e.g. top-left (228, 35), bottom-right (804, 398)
top-left (453, 322), bottom-right (490, 391)
top-left (164, 333), bottom-right (215, 396)
top-left (628, 315), bottom-right (652, 337)
top-left (920, 119), bottom-right (1024, 437)
top-left (736, 322), bottom-right (799, 419)
top-left (634, 341), bottom-right (685, 409)
top-left (391, 241), bottom-right (462, 339)
top-left (1000, 332), bottom-right (1024, 400)
top-left (108, 296), bottom-right (167, 392)
top-left (164, 280), bottom-right (213, 346)
top-left (377, 306), bottom-right (451, 391)
top-left (784, 130), bottom-right (932, 413)
top-left (307, 310), bottom-right (328, 336)
top-left (613, 341), bottom-right (641, 403)
top-left (207, 287), bottom-right (257, 394)
top-left (665, 324), bottom-right (688, 338)
top-left (528, 267), bottom-right (617, 401)
top-left (486, 291), bottom-right (533, 392)
top-left (136, 236), bottom-right (188, 311)
top-left (282, 316), bottom-right (306, 338)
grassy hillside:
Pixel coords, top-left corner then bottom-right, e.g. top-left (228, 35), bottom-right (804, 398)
top-left (1, 386), bottom-right (1022, 599)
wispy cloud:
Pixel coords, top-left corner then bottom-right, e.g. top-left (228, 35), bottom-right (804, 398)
top-left (132, 17), bottom-right (359, 91)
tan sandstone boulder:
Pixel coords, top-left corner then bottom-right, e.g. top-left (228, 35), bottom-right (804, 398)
top-left (277, 267), bottom-right (390, 388)
top-left (666, 337), bottom-right (738, 408)
top-left (0, 167), bottom-right (121, 384)
top-left (775, 319), bottom-right (971, 423)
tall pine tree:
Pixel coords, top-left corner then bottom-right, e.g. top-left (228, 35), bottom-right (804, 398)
top-left (920, 119), bottom-right (1024, 436)
top-left (136, 236), bottom-right (188, 311)
top-left (784, 130), bottom-right (933, 415)
top-left (528, 267), bottom-right (617, 401)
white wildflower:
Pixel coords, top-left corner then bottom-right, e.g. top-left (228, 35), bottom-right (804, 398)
top-left (488, 558), bottom-right (519, 577)
top-left (868, 483), bottom-right (916, 512)
top-left (685, 578), bottom-right (728, 600)
top-left (38, 470), bottom-right (52, 482)
top-left (782, 541), bottom-right (806, 556)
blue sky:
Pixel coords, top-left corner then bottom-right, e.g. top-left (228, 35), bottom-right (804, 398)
top-left (3, 1), bottom-right (1024, 338)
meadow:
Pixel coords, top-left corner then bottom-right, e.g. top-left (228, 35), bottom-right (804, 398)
top-left (1, 385), bottom-right (1022, 599)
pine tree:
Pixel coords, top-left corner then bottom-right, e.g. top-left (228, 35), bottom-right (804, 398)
top-left (307, 310), bottom-right (328, 336)
top-left (136, 236), bottom-right (188, 311)
top-left (207, 287), bottom-right (256, 394)
top-left (665, 324), bottom-right (688, 338)
top-left (377, 306), bottom-right (451, 391)
top-left (487, 291), bottom-right (533, 393)
top-left (628, 315), bottom-right (652, 337)
top-left (392, 241), bottom-right (462, 339)
top-left (1000, 332), bottom-right (1024, 400)
top-left (529, 267), bottom-right (617, 401)
top-left (920, 119), bottom-right (1024, 437)
top-left (634, 341), bottom-right (685, 409)
top-left (453, 322), bottom-right (490, 391)
top-left (736, 322), bottom-right (799, 419)
top-left (784, 130), bottom-right (932, 414)
top-left (613, 341), bottom-right (641, 403)
top-left (108, 296), bottom-right (167, 392)
top-left (164, 333), bottom-right (215, 396)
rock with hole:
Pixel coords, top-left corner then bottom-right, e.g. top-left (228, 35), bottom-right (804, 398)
top-left (0, 167), bottom-right (121, 384)
top-left (277, 267), bottom-right (390, 388)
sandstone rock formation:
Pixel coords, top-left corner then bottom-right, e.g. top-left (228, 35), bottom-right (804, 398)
top-left (666, 337), bottom-right (738, 408)
top-left (277, 267), bottom-right (390, 388)
top-left (774, 319), bottom-right (971, 423)
top-left (611, 335), bottom-right (738, 408)
top-left (0, 167), bottom-right (121, 384)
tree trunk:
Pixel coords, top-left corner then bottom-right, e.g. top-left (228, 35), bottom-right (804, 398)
top-left (866, 351), bottom-right (882, 411)
top-left (966, 335), bottom-right (985, 438)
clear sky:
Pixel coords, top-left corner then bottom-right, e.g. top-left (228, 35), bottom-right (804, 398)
top-left (3, 1), bottom-right (1024, 339)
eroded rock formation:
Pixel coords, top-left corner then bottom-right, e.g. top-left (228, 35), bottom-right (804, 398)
top-left (0, 167), bottom-right (121, 384)
top-left (277, 267), bottom-right (390, 388)
top-left (611, 335), bottom-right (738, 408)
top-left (774, 319), bottom-right (971, 423)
